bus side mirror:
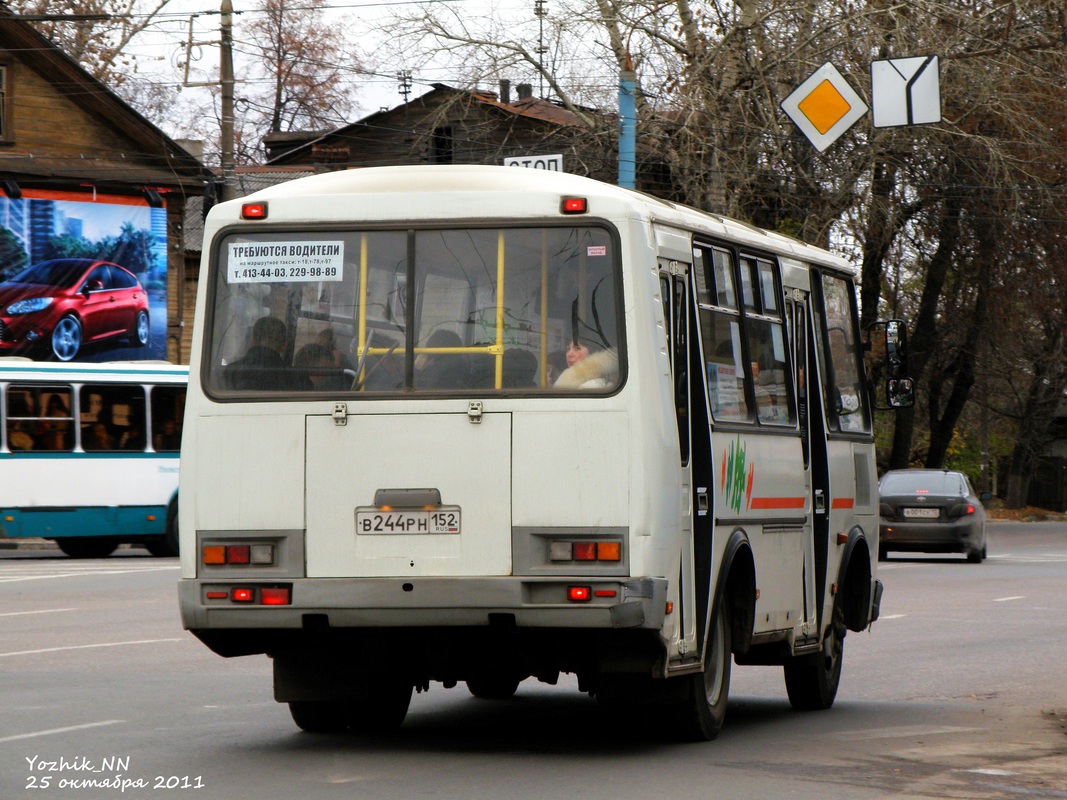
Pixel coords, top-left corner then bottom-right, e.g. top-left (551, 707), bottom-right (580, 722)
top-left (886, 377), bottom-right (915, 408)
top-left (885, 320), bottom-right (908, 378)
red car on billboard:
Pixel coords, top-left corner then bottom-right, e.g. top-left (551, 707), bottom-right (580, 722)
top-left (0, 258), bottom-right (150, 361)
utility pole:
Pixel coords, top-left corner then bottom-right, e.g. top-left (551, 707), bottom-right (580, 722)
top-left (534, 0), bottom-right (547, 98)
top-left (219, 0), bottom-right (236, 202)
top-left (617, 54), bottom-right (636, 189)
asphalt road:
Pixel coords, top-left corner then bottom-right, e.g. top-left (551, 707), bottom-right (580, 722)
top-left (2, 522), bottom-right (1066, 800)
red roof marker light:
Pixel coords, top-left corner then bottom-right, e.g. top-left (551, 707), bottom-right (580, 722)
top-left (561, 196), bottom-right (588, 214)
top-left (241, 202), bottom-right (268, 220)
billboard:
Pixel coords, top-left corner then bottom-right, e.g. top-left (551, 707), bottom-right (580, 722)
top-left (0, 189), bottom-right (168, 362)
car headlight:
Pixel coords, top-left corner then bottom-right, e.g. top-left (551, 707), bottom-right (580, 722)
top-left (6, 297), bottom-right (54, 315)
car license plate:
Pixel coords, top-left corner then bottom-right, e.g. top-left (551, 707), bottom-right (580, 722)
top-left (355, 506), bottom-right (461, 534)
top-left (903, 507), bottom-right (939, 519)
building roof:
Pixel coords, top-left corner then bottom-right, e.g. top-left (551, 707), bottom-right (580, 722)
top-left (266, 83), bottom-right (597, 167)
top-left (0, 10), bottom-right (208, 191)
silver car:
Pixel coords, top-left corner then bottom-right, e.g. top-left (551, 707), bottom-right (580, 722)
top-left (878, 469), bottom-right (989, 563)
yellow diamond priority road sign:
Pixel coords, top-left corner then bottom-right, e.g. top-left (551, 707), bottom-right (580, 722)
top-left (781, 62), bottom-right (868, 152)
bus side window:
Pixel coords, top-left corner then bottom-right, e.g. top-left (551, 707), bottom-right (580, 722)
top-left (150, 386), bottom-right (185, 452)
top-left (694, 245), bottom-right (751, 422)
top-left (6, 388), bottom-right (38, 451)
top-left (81, 384), bottom-right (146, 452)
top-left (31, 388), bottom-right (74, 451)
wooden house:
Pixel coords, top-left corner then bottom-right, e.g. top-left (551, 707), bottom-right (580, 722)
top-left (265, 82), bottom-right (618, 182)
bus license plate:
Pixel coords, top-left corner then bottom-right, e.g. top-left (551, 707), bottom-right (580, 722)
top-left (356, 507), bottom-right (461, 535)
top-left (903, 507), bottom-right (939, 519)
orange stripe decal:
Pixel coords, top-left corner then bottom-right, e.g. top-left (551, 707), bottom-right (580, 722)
top-left (831, 497), bottom-right (855, 509)
top-left (749, 497), bottom-right (806, 510)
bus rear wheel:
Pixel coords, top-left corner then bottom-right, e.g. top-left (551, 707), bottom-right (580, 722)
top-left (289, 681), bottom-right (412, 734)
top-left (674, 600), bottom-right (732, 741)
top-left (466, 675), bottom-right (521, 699)
top-left (145, 500), bottom-right (179, 557)
top-left (289, 701), bottom-right (347, 733)
top-left (346, 680), bottom-right (413, 732)
top-left (55, 537), bottom-right (118, 558)
top-left (784, 597), bottom-right (845, 711)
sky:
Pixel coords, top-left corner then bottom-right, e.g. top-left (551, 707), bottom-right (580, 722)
top-left (121, 0), bottom-right (541, 126)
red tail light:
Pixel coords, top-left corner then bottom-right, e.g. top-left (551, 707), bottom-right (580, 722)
top-left (260, 587), bottom-right (291, 605)
top-left (567, 586), bottom-right (591, 602)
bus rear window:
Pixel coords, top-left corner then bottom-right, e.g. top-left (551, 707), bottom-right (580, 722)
top-left (206, 226), bottom-right (623, 396)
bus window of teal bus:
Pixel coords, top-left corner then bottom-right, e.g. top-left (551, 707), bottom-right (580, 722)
top-left (150, 386), bottom-right (185, 451)
top-left (6, 387), bottom-right (39, 450)
top-left (818, 272), bottom-right (870, 434)
top-left (80, 384), bottom-right (146, 451)
top-left (5, 386), bottom-right (74, 451)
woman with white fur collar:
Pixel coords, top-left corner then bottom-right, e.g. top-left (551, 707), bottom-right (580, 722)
top-left (553, 339), bottom-right (619, 389)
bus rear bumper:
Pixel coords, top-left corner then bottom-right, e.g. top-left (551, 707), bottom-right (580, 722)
top-left (178, 575), bottom-right (667, 635)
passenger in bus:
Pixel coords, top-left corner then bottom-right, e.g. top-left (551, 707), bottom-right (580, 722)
top-left (317, 328), bottom-right (355, 374)
top-left (554, 339), bottom-right (619, 389)
top-left (544, 350), bottom-right (568, 385)
top-left (87, 422), bottom-right (115, 450)
top-left (228, 316), bottom-right (309, 391)
top-left (39, 393), bottom-right (72, 450)
top-left (295, 343), bottom-right (346, 391)
top-left (152, 419), bottom-right (180, 451)
top-left (415, 329), bottom-right (469, 389)
top-left (120, 424), bottom-right (146, 451)
top-left (8, 421), bottom-right (36, 450)
top-left (501, 348), bottom-right (537, 388)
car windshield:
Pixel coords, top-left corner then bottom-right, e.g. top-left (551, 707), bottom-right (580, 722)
top-left (880, 472), bottom-right (964, 496)
top-left (9, 260), bottom-right (87, 288)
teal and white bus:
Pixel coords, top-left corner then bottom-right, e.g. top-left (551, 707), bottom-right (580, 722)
top-left (179, 166), bottom-right (907, 739)
top-left (1, 359), bottom-right (186, 558)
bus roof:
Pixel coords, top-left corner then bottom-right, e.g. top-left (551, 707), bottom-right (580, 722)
top-left (213, 165), bottom-right (852, 275)
top-left (0, 359), bottom-right (188, 382)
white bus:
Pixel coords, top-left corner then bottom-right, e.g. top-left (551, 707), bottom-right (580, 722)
top-left (178, 166), bottom-right (907, 739)
top-left (1, 359), bottom-right (186, 558)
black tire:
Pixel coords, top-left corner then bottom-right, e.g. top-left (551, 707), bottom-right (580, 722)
top-left (784, 597), bottom-right (845, 711)
top-left (55, 537), bottom-right (118, 558)
top-left (967, 547), bottom-right (983, 563)
top-left (144, 500), bottom-right (179, 557)
top-left (674, 600), bottom-right (732, 741)
top-left (51, 314), bottom-right (82, 361)
top-left (289, 701), bottom-right (348, 733)
top-left (346, 681), bottom-right (413, 733)
top-left (466, 676), bottom-right (521, 699)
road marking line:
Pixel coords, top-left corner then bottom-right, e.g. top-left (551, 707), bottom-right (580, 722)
top-left (0, 608), bottom-right (78, 617)
top-left (0, 566), bottom-right (178, 583)
top-left (0, 720), bottom-right (123, 743)
top-left (0, 638), bottom-right (183, 658)
top-left (836, 724), bottom-right (980, 739)
top-left (993, 596), bottom-right (1025, 602)
top-left (878, 614), bottom-right (906, 620)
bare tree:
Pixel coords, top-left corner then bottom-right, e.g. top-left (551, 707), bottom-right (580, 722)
top-left (239, 0), bottom-right (362, 142)
top-left (6, 0), bottom-right (174, 88)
